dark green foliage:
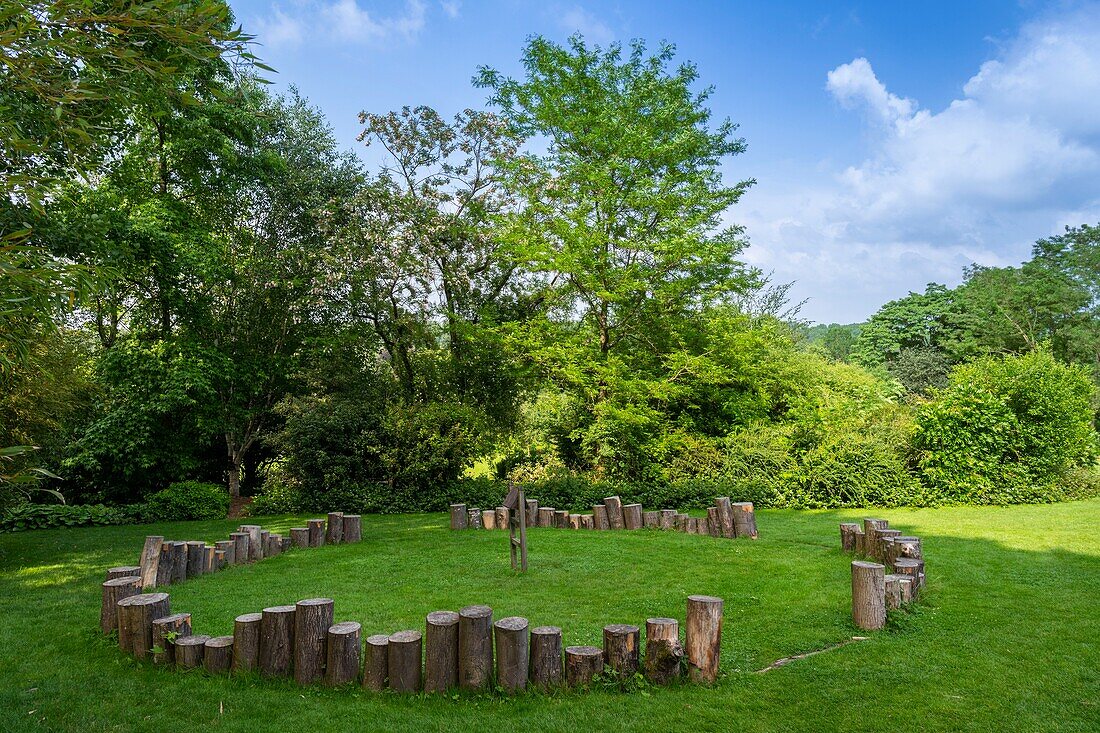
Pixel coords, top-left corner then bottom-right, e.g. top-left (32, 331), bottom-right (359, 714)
top-left (887, 347), bottom-right (951, 396)
top-left (142, 481), bottom-right (230, 521)
top-left (0, 503), bottom-right (138, 533)
top-left (247, 478), bottom-right (303, 515)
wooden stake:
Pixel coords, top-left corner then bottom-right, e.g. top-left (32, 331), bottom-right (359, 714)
top-left (494, 617), bottom-right (529, 693)
top-left (644, 617), bottom-right (683, 684)
top-left (175, 635), bottom-right (210, 669)
top-left (851, 560), bottom-right (886, 630)
top-left (565, 645), bottom-right (603, 688)
top-left (151, 613), bottom-right (190, 666)
top-left (363, 634), bottom-right (389, 691)
top-left (342, 515), bottom-right (362, 543)
top-left (840, 523), bottom-right (860, 552)
top-left (214, 549), bottom-right (226, 569)
top-left (853, 528), bottom-right (867, 556)
top-left (100, 576), bottom-right (140, 634)
top-left (603, 624), bottom-right (640, 676)
top-left (593, 505), bottom-right (609, 530)
top-left (233, 612), bottom-right (262, 673)
top-left (458, 604), bottom-right (493, 690)
top-left (450, 504), bottom-right (468, 529)
top-left (424, 610), bottom-right (460, 693)
top-left (307, 519), bottom-right (325, 547)
top-left (623, 503), bottom-right (643, 530)
top-left (204, 636), bottom-right (234, 673)
top-left (530, 626), bottom-right (563, 690)
top-left (326, 621), bottom-right (361, 686)
top-left (326, 513), bottom-right (344, 544)
top-left (732, 502), bottom-right (758, 539)
top-left (387, 630), bottom-right (422, 692)
top-left (686, 595), bottom-right (723, 683)
top-left (294, 598), bottom-right (335, 685)
top-left (137, 535), bottom-right (163, 588)
top-left (185, 541), bottom-right (205, 578)
top-left (290, 528), bottom-right (309, 549)
top-left (259, 605), bottom-right (296, 677)
top-left (714, 497), bottom-right (735, 538)
top-left (603, 496), bottom-right (625, 529)
top-left (873, 528), bottom-right (901, 563)
top-left (862, 519), bottom-right (888, 555)
top-left (231, 532), bottom-right (250, 563)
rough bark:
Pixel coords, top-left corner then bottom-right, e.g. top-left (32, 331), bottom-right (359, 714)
top-left (214, 539), bottom-right (235, 566)
top-left (565, 645), bottom-right (603, 688)
top-left (240, 525), bottom-right (262, 561)
top-left (580, 514), bottom-right (594, 529)
top-left (325, 621), bottom-right (362, 686)
top-left (138, 535), bottom-right (163, 588)
top-left (732, 502), bottom-right (758, 539)
top-left (623, 504), bottom-right (643, 530)
top-left (861, 519), bottom-right (888, 556)
top-left (644, 617), bottom-right (683, 684)
top-left (893, 558), bottom-right (922, 597)
top-left (530, 626), bottom-right (563, 690)
top-left (458, 604), bottom-right (493, 690)
top-left (233, 612), bottom-right (262, 673)
top-left (156, 543), bottom-right (173, 586)
top-left (387, 630), bottom-right (423, 692)
top-left (851, 560), bottom-right (886, 630)
top-left (494, 616), bottom-right (529, 693)
top-left (642, 511), bottom-right (659, 529)
top-left (326, 513), bottom-right (344, 544)
top-left (424, 610), bottom-right (460, 693)
top-left (204, 636), bottom-right (234, 673)
top-left (342, 515), bottom-right (362, 543)
top-left (175, 635), bottom-right (210, 669)
top-left (715, 497), bottom-right (736, 539)
top-left (884, 574), bottom-right (905, 610)
top-left (214, 549), bottom-right (226, 569)
top-left (873, 528), bottom-right (902, 563)
top-left (839, 523), bottom-right (860, 552)
top-left (706, 507), bottom-right (721, 537)
top-left (259, 605), bottom-right (296, 677)
top-left (450, 504), bottom-right (468, 530)
top-left (467, 508), bottom-right (483, 529)
top-left (537, 507), bottom-right (554, 528)
top-left (294, 598), bottom-right (335, 685)
top-left (495, 507), bottom-right (510, 531)
top-left (101, 576), bottom-right (141, 634)
top-left (203, 545), bottom-right (217, 573)
top-left (525, 498), bottom-right (538, 522)
top-left (123, 592), bottom-right (171, 659)
top-left (554, 509), bottom-right (569, 528)
top-left (185, 541), bottom-right (205, 578)
top-left (151, 612), bottom-right (190, 666)
top-left (686, 595), bottom-right (723, 683)
top-left (170, 541), bottom-right (187, 583)
top-left (482, 509), bottom-right (496, 530)
top-left (363, 634), bottom-right (389, 691)
top-left (660, 509), bottom-right (676, 530)
top-left (853, 528), bottom-right (867, 557)
top-left (307, 519), bottom-right (325, 547)
top-left (290, 528), bottom-right (310, 549)
top-left (603, 623), bottom-right (640, 676)
top-left (593, 505), bottom-right (610, 530)
top-left (603, 496), bottom-right (625, 529)
top-left (231, 532), bottom-right (250, 564)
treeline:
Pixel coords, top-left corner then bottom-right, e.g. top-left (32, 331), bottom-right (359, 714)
top-left (1, 2), bottom-right (1097, 522)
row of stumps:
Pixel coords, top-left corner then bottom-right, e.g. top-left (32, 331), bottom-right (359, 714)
top-left (452, 495), bottom-right (758, 539)
top-left (842, 518), bottom-right (926, 631)
top-left (100, 584), bottom-right (726, 691)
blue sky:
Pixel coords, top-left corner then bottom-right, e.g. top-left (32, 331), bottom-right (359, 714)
top-left (228, 0), bottom-right (1100, 324)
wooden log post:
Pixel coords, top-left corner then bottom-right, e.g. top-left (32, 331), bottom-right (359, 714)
top-left (290, 528), bottom-right (310, 549)
top-left (537, 507), bottom-right (554, 528)
top-left (170, 541), bottom-right (187, 583)
top-left (478, 508), bottom-right (494, 530)
top-left (714, 497), bottom-right (736, 539)
top-left (259, 605), bottom-right (296, 677)
top-left (294, 598), bottom-right (335, 685)
top-left (214, 549), bottom-right (226, 569)
top-left (623, 503), bottom-right (644, 530)
top-left (861, 519), bottom-right (888, 556)
top-left (706, 507), bottom-right (721, 537)
top-left (873, 528), bottom-right (902, 563)
top-left (175, 635), bottom-right (210, 669)
top-left (231, 532), bottom-right (250, 564)
top-left (642, 511), bottom-right (659, 528)
top-left (105, 566), bottom-right (140, 582)
top-left (240, 525), bottom-right (262, 561)
top-left (203, 545), bottom-right (216, 573)
top-left (156, 543), bottom-right (173, 586)
top-left (851, 560), bottom-right (886, 630)
top-left (568, 513), bottom-right (582, 529)
top-left (603, 624), bottom-right (640, 677)
top-left (467, 508), bottom-right (483, 529)
top-left (853, 528), bottom-right (867, 556)
top-left (138, 535), bottom-right (163, 588)
top-left (151, 612), bottom-right (191, 666)
top-left (897, 576), bottom-right (914, 604)
top-left (387, 630), bottom-right (422, 692)
top-left (185, 541), bottom-right (205, 578)
top-left (363, 634), bottom-right (389, 691)
top-left (593, 505), bottom-right (610, 530)
top-left (214, 539), bottom-right (235, 565)
top-left (325, 622), bottom-right (361, 686)
top-left (565, 645), bottom-right (603, 688)
top-left (281, 536), bottom-right (291, 552)
top-left (450, 504), bottom-right (468, 530)
top-left (125, 592), bottom-right (171, 659)
top-left (232, 612), bottom-right (262, 673)
top-left (554, 509), bottom-right (568, 528)
top-left (424, 610), bottom-right (460, 693)
top-left (674, 513), bottom-right (688, 532)
top-left (458, 604), bottom-right (493, 690)
top-left (603, 496), bottom-right (625, 529)
top-left (264, 533), bottom-right (279, 558)
top-left (307, 519), bottom-right (325, 547)
top-left (204, 636), bottom-right (234, 673)
top-left (884, 574), bottom-right (905, 610)
top-left (342, 515), bottom-right (362, 543)
top-left (494, 617), bottom-right (529, 693)
top-left (686, 595), bottom-right (723, 683)
top-left (893, 558), bottom-right (923, 597)
top-left (530, 626), bottom-right (563, 690)
top-left (660, 509), bottom-right (676, 530)
top-left (101, 576), bottom-right (141, 634)
top-left (644, 617), bottom-right (683, 684)
top-left (894, 536), bottom-right (923, 560)
top-left (732, 502), bottom-right (758, 539)
top-left (581, 514), bottom-right (594, 529)
top-left (525, 498), bottom-right (538, 522)
top-left (326, 512), bottom-right (344, 544)
top-left (840, 523), bottom-right (860, 552)
top-left (495, 507), bottom-right (510, 531)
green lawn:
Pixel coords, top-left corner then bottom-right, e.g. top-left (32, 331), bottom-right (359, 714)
top-left (1, 501), bottom-right (1098, 732)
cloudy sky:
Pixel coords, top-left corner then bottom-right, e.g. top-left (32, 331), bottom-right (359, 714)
top-left (228, 0), bottom-right (1100, 324)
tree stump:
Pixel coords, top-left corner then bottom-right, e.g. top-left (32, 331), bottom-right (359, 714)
top-left (325, 512), bottom-right (344, 544)
top-left (851, 560), bottom-right (886, 630)
top-left (714, 497), bottom-right (736, 538)
top-left (893, 558), bottom-right (922, 597)
top-left (105, 566), bottom-right (139, 582)
top-left (494, 616), bottom-right (529, 693)
top-left (568, 513), bottom-right (582, 529)
top-left (343, 515), bottom-right (362, 543)
top-left (387, 630), bottom-right (422, 692)
top-left (603, 623), bottom-right (640, 676)
top-left (495, 507), bottom-right (510, 531)
top-left (231, 532), bottom-right (250, 563)
top-left (642, 511), bottom-right (659, 528)
top-left (623, 503), bottom-right (643, 530)
top-left (581, 514), bottom-right (594, 529)
top-left (660, 509), bottom-right (676, 530)
top-left (259, 605), bottom-right (296, 677)
top-left (101, 576), bottom-right (141, 634)
top-left (686, 595), bottom-right (723, 683)
top-left (307, 519), bottom-right (325, 547)
top-left (530, 626), bottom-right (563, 690)
top-left (565, 645), bottom-right (603, 688)
top-left (894, 536), bottom-right (923, 560)
top-left (467, 508), bottom-right (483, 529)
top-left (477, 508), bottom-right (493, 529)
top-left (170, 541), bottom-right (187, 583)
top-left (840, 523), bottom-right (860, 552)
top-left (674, 513), bottom-right (688, 532)
top-left (123, 592), bottom-right (171, 659)
top-left (214, 539), bottom-right (234, 565)
top-left (897, 575), bottom-right (914, 604)
top-left (240, 525), bottom-right (262, 561)
top-left (873, 528), bottom-right (902, 563)
top-left (884, 574), bottom-right (906, 610)
top-left (325, 621), bottom-right (361, 686)
top-left (294, 598), bottom-right (335, 685)
top-left (603, 496), bottom-right (625, 529)
top-left (363, 634), bottom-right (389, 691)
top-left (264, 533), bottom-right (280, 557)
top-left (214, 549), bottom-right (226, 569)
top-left (424, 610), bottom-right (460, 693)
top-left (525, 498), bottom-right (538, 522)
top-left (853, 528), bottom-right (867, 556)
top-left (554, 509), bottom-right (568, 528)
top-left (203, 544), bottom-right (217, 572)
top-left (706, 507), bottom-right (721, 537)
top-left (732, 502), bottom-right (758, 538)
top-left (450, 504), bottom-right (468, 530)
top-left (288, 528), bottom-right (308, 549)
top-left (537, 507), bottom-right (554, 528)
top-left (644, 617), bottom-right (683, 684)
top-left (156, 543), bottom-right (173, 586)
top-left (137, 535), bottom-right (163, 588)
top-left (861, 519), bottom-right (888, 555)
top-left (593, 505), bottom-right (609, 530)
top-left (152, 613), bottom-right (191, 666)
top-left (185, 541), bottom-right (205, 578)
top-left (204, 636), bottom-right (234, 674)
top-left (458, 604), bottom-right (493, 690)
top-left (233, 612), bottom-right (262, 673)
top-left (175, 635), bottom-right (210, 669)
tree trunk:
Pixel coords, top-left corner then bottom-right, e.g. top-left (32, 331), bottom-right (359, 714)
top-left (565, 645), bottom-right (603, 688)
top-left (290, 528), bottom-right (310, 549)
top-left (458, 604), bottom-right (493, 690)
top-left (204, 636), bottom-right (234, 674)
top-left (387, 631), bottom-right (423, 692)
top-left (424, 610), bottom-right (460, 693)
top-left (326, 622), bottom-right (362, 686)
top-left (175, 635), bottom-right (211, 669)
top-left (450, 504), bottom-right (468, 530)
top-left (537, 507), bottom-right (554, 528)
top-left (101, 576), bottom-right (141, 634)
top-left (644, 617), bottom-right (683, 684)
top-left (152, 613), bottom-right (190, 666)
top-left (185, 542), bottom-right (205, 579)
top-left (494, 616), bottom-right (529, 693)
top-left (231, 533), bottom-right (249, 564)
top-left (602, 623), bottom-right (640, 676)
top-left (530, 626), bottom-right (563, 690)
top-left (686, 595), bottom-right (723, 683)
top-left (643, 511), bottom-right (659, 528)
top-left (307, 519), bottom-right (325, 547)
top-left (660, 509), bottom-right (675, 530)
top-left (294, 598), bottom-right (335, 685)
top-left (732, 502), bottom-right (758, 539)
top-left (715, 497), bottom-right (735, 539)
top-left (623, 503), bottom-right (643, 530)
top-left (363, 634), bottom-right (389, 691)
top-left (259, 605), bottom-right (296, 677)
top-left (233, 613), bottom-right (262, 673)
top-left (326, 513), bottom-right (344, 544)
top-left (342, 515), bottom-right (362, 543)
top-left (840, 523), bottom-right (860, 552)
top-left (138, 536), bottom-right (163, 589)
top-left (603, 496), bottom-right (625, 529)
top-left (593, 505), bottom-right (609, 530)
top-left (851, 560), bottom-right (886, 630)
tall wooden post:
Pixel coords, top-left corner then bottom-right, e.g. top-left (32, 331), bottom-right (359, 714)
top-left (852, 560), bottom-right (886, 630)
top-left (686, 595), bottom-right (723, 683)
top-left (458, 604), bottom-right (493, 690)
top-left (494, 617), bottom-right (529, 693)
top-left (294, 598), bottom-right (335, 685)
top-left (424, 611), bottom-right (460, 693)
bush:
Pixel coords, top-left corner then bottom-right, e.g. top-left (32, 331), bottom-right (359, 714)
top-left (0, 503), bottom-right (139, 532)
top-left (247, 481), bottom-right (303, 516)
top-left (142, 481), bottom-right (230, 521)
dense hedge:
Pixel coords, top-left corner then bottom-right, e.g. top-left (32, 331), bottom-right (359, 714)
top-left (0, 503), bottom-right (139, 533)
top-left (142, 481), bottom-right (230, 521)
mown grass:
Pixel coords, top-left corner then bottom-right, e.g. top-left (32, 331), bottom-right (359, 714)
top-left (0, 501), bottom-right (1097, 732)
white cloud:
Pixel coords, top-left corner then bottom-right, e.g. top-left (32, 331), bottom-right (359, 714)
top-left (440, 0), bottom-right (460, 19)
top-left (253, 0), bottom-right (429, 49)
top-left (741, 5), bottom-right (1100, 323)
top-left (560, 5), bottom-right (614, 45)
top-left (324, 0), bottom-right (425, 43)
top-left (254, 7), bottom-right (305, 49)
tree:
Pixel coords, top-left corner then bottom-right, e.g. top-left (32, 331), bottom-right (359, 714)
top-left (852, 284), bottom-right (954, 369)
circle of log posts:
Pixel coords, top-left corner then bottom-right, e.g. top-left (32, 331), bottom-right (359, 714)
top-left (175, 635), bottom-right (210, 669)
top-left (259, 605), bottom-right (296, 677)
top-left (593, 505), bottom-right (609, 530)
top-left (644, 617), bottom-right (683, 684)
top-left (204, 636), bottom-right (234, 673)
top-left (101, 576), bottom-right (141, 634)
top-left (458, 604), bottom-right (493, 690)
top-left (325, 622), bottom-right (362, 686)
top-left (363, 634), bottom-right (389, 691)
top-left (120, 592), bottom-right (171, 658)
top-left (232, 612), bottom-right (262, 672)
top-left (151, 612), bottom-right (191, 666)
top-left (851, 560), bottom-right (886, 630)
top-left (325, 512), bottom-right (344, 544)
top-left (685, 595), bottom-right (723, 683)
top-left (387, 630), bottom-right (423, 692)
top-left (106, 566), bottom-right (140, 582)
top-left (603, 623), bottom-right (640, 676)
top-left (342, 515), bottom-right (362, 543)
top-left (603, 496), bottom-right (625, 529)
top-left (307, 519), bottom-right (325, 547)
top-left (294, 598), bottom-right (335, 685)
top-left (623, 503), bottom-right (643, 530)
top-left (530, 626), bottom-right (563, 690)
top-left (731, 502), bottom-right (758, 539)
top-left (450, 504), bottom-right (468, 530)
top-left (290, 528), bottom-right (309, 549)
top-left (230, 532), bottom-right (250, 564)
top-left (565, 645), bottom-right (603, 687)
top-left (185, 541), bottom-right (205, 578)
top-left (494, 616), bottom-right (529, 693)
top-left (424, 610), bottom-right (460, 693)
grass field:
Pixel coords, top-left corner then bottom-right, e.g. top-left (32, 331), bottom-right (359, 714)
top-left (1, 500), bottom-right (1098, 732)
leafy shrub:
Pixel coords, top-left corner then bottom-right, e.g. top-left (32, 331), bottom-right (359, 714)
top-left (247, 481), bottom-right (303, 516)
top-left (142, 481), bottom-right (230, 521)
top-left (0, 503), bottom-right (138, 532)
